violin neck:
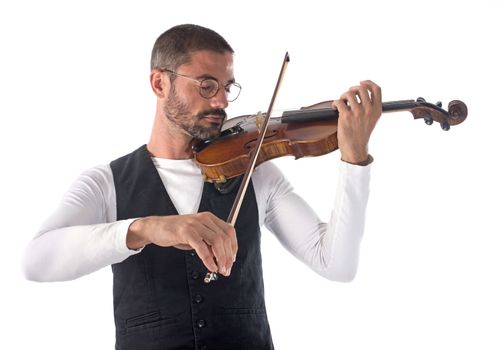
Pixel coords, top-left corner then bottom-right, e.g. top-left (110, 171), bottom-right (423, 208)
top-left (382, 100), bottom-right (421, 112)
top-left (281, 100), bottom-right (419, 124)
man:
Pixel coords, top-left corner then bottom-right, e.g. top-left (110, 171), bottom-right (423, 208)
top-left (23, 24), bottom-right (381, 349)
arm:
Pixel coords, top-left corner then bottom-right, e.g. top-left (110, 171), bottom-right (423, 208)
top-left (23, 163), bottom-right (237, 281)
top-left (22, 165), bottom-right (138, 282)
top-left (254, 80), bottom-right (380, 282)
top-left (253, 160), bottom-right (370, 282)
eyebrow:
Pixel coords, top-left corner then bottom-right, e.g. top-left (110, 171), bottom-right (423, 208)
top-left (196, 73), bottom-right (236, 85)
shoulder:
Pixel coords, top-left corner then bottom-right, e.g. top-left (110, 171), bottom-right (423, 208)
top-left (70, 164), bottom-right (115, 201)
top-left (79, 164), bottom-right (114, 186)
top-left (252, 161), bottom-right (293, 201)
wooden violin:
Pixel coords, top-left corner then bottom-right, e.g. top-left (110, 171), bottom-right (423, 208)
top-left (194, 97), bottom-right (468, 183)
top-left (199, 52), bottom-right (468, 283)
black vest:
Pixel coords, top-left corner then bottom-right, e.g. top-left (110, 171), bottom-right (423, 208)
top-left (110, 145), bottom-right (273, 350)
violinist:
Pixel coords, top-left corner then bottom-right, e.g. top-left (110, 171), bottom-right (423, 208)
top-left (23, 24), bottom-right (382, 349)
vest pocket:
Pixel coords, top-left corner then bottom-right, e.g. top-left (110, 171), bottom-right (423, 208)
top-left (212, 308), bottom-right (273, 349)
top-left (123, 311), bottom-right (178, 334)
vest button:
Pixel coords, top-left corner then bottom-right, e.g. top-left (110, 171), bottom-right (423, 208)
top-left (192, 271), bottom-right (200, 280)
top-left (189, 250), bottom-right (196, 257)
top-left (194, 294), bottom-right (203, 303)
top-left (196, 319), bottom-right (206, 328)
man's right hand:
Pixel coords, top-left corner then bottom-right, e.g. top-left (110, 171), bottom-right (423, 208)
top-left (126, 212), bottom-right (237, 276)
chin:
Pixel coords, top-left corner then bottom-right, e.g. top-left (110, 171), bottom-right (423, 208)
top-left (190, 128), bottom-right (220, 141)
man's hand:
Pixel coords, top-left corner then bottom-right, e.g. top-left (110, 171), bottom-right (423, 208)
top-left (126, 212), bottom-right (237, 276)
top-left (332, 80), bottom-right (382, 164)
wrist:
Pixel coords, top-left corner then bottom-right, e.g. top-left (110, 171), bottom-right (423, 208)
top-left (341, 154), bottom-right (374, 166)
top-left (126, 218), bottom-right (150, 250)
top-left (339, 144), bottom-right (369, 164)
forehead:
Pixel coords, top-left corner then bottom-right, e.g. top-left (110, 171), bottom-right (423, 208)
top-left (179, 50), bottom-right (234, 78)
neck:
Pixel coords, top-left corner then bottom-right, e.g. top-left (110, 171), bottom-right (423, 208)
top-left (148, 113), bottom-right (195, 159)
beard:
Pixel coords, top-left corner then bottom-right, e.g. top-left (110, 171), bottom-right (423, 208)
top-left (163, 86), bottom-right (226, 141)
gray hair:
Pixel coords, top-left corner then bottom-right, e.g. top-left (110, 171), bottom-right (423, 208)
top-left (150, 24), bottom-right (234, 72)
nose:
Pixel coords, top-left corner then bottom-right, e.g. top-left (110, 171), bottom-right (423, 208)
top-left (209, 88), bottom-right (229, 109)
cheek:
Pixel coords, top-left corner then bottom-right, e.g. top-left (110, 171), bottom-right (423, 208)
top-left (165, 84), bottom-right (208, 120)
top-left (166, 88), bottom-right (187, 111)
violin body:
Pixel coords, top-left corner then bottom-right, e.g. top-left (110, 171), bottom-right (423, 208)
top-left (195, 113), bottom-right (339, 183)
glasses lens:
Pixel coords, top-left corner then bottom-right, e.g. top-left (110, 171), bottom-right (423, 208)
top-left (199, 79), bottom-right (219, 99)
top-left (198, 79), bottom-right (242, 102)
top-left (226, 83), bottom-right (242, 102)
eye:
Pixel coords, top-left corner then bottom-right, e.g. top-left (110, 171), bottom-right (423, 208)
top-left (200, 79), bottom-right (218, 94)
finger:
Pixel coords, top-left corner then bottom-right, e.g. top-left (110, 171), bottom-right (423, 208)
top-left (331, 99), bottom-right (348, 113)
top-left (213, 225), bottom-right (237, 276)
top-left (222, 224), bottom-right (238, 274)
top-left (208, 232), bottom-right (230, 276)
top-left (360, 81), bottom-right (383, 124)
top-left (351, 85), bottom-right (372, 108)
top-left (188, 236), bottom-right (218, 273)
top-left (230, 226), bottom-right (238, 263)
top-left (341, 91), bottom-right (362, 113)
top-left (360, 80), bottom-right (382, 104)
top-left (213, 216), bottom-right (238, 264)
top-left (198, 212), bottom-right (237, 275)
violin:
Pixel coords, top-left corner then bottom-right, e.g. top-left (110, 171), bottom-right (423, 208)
top-left (199, 52), bottom-right (468, 283)
top-left (194, 97), bottom-right (468, 184)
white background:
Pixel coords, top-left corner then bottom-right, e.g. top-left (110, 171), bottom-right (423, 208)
top-left (1, 0), bottom-right (497, 349)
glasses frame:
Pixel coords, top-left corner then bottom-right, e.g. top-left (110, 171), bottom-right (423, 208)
top-left (160, 68), bottom-right (242, 102)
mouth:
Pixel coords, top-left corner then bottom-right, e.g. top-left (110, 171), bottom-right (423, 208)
top-left (198, 109), bottom-right (227, 126)
top-left (202, 114), bottom-right (225, 124)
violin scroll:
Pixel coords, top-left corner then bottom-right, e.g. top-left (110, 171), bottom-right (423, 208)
top-left (410, 98), bottom-right (467, 131)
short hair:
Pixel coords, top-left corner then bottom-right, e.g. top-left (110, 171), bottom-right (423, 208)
top-left (150, 24), bottom-right (234, 71)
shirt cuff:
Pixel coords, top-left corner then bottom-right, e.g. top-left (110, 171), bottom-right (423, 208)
top-left (113, 218), bottom-right (144, 255)
top-left (341, 154), bottom-right (374, 167)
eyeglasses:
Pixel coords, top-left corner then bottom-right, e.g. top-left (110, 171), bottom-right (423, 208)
top-left (160, 68), bottom-right (242, 102)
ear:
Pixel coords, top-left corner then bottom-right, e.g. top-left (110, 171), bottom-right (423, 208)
top-left (150, 70), bottom-right (170, 98)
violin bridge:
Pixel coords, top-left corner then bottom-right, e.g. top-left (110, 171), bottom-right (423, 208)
top-left (255, 111), bottom-right (264, 134)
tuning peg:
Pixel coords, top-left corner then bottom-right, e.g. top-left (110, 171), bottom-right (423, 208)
top-left (416, 97), bottom-right (426, 103)
top-left (441, 121), bottom-right (450, 131)
top-left (435, 101), bottom-right (442, 107)
top-left (424, 116), bottom-right (433, 125)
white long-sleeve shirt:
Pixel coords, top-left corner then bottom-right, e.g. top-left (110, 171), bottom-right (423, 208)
top-left (23, 156), bottom-right (371, 283)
